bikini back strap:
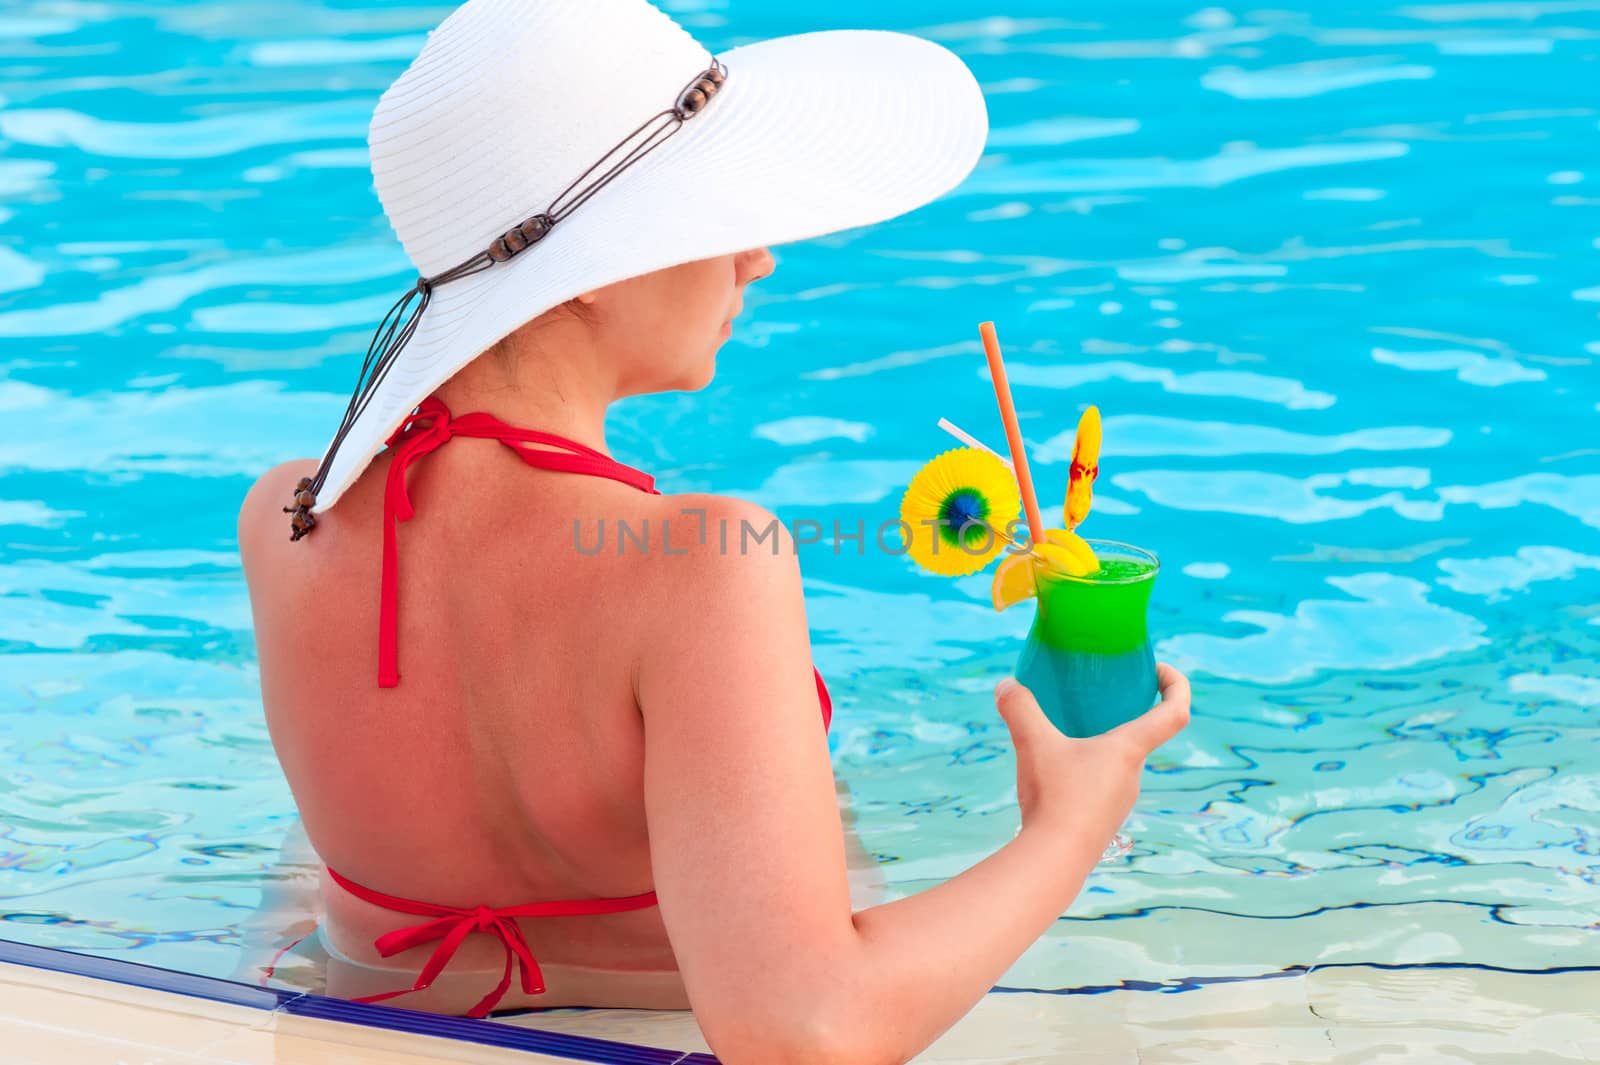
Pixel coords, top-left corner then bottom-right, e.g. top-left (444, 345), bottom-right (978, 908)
top-left (327, 865), bottom-right (658, 1017)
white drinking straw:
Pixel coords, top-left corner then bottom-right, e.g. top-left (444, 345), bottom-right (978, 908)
top-left (937, 418), bottom-right (1022, 548)
top-left (936, 418), bottom-right (1014, 470)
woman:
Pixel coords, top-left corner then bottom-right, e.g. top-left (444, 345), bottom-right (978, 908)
top-left (237, 1), bottom-right (1191, 1062)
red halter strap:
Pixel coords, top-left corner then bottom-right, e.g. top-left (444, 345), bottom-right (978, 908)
top-left (378, 395), bottom-right (660, 688)
top-left (326, 866), bottom-right (658, 1017)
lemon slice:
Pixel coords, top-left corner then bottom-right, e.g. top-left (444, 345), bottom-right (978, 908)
top-left (1037, 528), bottom-right (1100, 578)
top-left (990, 530), bottom-right (1100, 610)
top-left (991, 551), bottom-right (1038, 611)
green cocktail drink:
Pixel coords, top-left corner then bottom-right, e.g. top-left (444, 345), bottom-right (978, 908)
top-left (1015, 540), bottom-right (1160, 739)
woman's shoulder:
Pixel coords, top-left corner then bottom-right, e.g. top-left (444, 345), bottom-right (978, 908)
top-left (614, 491), bottom-right (802, 629)
top-left (236, 459), bottom-right (320, 567)
top-left (642, 490), bottom-right (798, 563)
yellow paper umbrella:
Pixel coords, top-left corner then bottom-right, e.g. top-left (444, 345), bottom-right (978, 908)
top-left (899, 447), bottom-right (1022, 577)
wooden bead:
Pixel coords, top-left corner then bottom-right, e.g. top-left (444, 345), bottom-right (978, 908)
top-left (697, 78), bottom-right (717, 98)
top-left (707, 67), bottom-right (725, 85)
top-left (291, 511), bottom-right (314, 533)
top-left (682, 88), bottom-right (706, 113)
top-left (520, 215), bottom-right (551, 243)
top-left (296, 476), bottom-right (313, 491)
top-left (503, 227), bottom-right (529, 253)
top-left (295, 490), bottom-right (317, 509)
top-left (488, 237), bottom-right (513, 262)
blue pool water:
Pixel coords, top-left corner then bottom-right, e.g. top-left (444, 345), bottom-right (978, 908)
top-left (2, 0), bottom-right (1598, 1025)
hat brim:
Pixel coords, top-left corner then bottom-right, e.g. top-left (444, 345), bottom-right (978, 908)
top-left (313, 28), bottom-right (989, 511)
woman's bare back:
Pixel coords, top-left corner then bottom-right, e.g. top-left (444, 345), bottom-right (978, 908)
top-left (240, 435), bottom-right (692, 1011)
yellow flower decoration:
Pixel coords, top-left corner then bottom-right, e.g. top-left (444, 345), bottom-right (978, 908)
top-left (899, 447), bottom-right (1022, 577)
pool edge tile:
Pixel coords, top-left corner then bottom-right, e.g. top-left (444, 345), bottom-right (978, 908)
top-left (0, 938), bottom-right (715, 1064)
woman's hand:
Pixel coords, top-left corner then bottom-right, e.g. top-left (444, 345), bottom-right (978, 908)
top-left (994, 664), bottom-right (1191, 841)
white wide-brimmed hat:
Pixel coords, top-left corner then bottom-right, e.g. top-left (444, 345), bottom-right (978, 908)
top-left (287, 0), bottom-right (988, 533)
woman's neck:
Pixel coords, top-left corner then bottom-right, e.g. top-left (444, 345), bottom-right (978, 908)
top-left (431, 317), bottom-right (617, 455)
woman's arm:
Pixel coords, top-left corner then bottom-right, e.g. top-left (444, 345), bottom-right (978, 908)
top-left (636, 497), bottom-right (1188, 1065)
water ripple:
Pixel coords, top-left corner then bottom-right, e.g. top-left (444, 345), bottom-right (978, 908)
top-left (1050, 416), bottom-right (1451, 458)
top-left (1373, 346), bottom-right (1548, 385)
top-left (1159, 573), bottom-right (1490, 684)
top-left (0, 246), bottom-right (402, 337)
top-left (1202, 59), bottom-right (1437, 100)
top-left (0, 379), bottom-right (340, 476)
top-left (0, 101), bottom-right (372, 159)
top-left (234, 35), bottom-right (427, 67)
top-left (963, 141), bottom-right (1411, 196)
top-left (1115, 468), bottom-right (1445, 523)
top-left (1007, 361), bottom-right (1336, 410)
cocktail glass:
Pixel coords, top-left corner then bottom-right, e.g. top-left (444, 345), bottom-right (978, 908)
top-left (1014, 539), bottom-right (1160, 862)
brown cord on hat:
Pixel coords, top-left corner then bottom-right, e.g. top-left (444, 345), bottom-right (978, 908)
top-left (286, 60), bottom-right (729, 541)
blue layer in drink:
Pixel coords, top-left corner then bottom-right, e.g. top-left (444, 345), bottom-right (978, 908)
top-left (1014, 542), bottom-right (1160, 738)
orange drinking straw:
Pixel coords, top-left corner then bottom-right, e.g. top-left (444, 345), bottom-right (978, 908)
top-left (978, 321), bottom-right (1045, 546)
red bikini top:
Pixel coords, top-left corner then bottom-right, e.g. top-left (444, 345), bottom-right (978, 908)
top-left (332, 395), bottom-right (834, 1017)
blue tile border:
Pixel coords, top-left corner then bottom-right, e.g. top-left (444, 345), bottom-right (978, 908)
top-left (0, 937), bottom-right (717, 1064)
top-left (14, 934), bottom-right (1587, 1061)
top-left (281, 993), bottom-right (717, 1063)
